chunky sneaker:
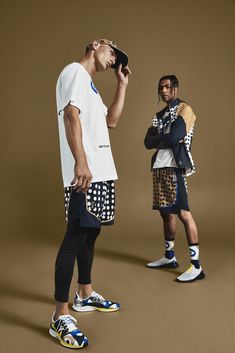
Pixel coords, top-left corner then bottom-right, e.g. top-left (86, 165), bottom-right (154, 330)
top-left (176, 264), bottom-right (205, 282)
top-left (72, 291), bottom-right (120, 312)
top-left (147, 256), bottom-right (179, 269)
top-left (49, 313), bottom-right (88, 349)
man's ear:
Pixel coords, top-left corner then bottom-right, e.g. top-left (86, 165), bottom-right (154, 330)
top-left (173, 87), bottom-right (178, 98)
top-left (91, 40), bottom-right (99, 51)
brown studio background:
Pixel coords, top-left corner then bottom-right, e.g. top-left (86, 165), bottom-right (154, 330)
top-left (0, 1), bottom-right (235, 353)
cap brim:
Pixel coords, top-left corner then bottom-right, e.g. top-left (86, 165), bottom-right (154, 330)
top-left (110, 46), bottom-right (128, 69)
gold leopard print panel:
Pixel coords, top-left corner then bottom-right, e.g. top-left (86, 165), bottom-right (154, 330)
top-left (153, 168), bottom-right (177, 208)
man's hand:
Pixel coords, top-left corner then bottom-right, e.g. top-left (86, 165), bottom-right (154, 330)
top-left (115, 64), bottom-right (131, 85)
top-left (148, 126), bottom-right (158, 135)
top-left (71, 160), bottom-right (93, 193)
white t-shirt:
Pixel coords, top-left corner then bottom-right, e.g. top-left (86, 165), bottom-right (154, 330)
top-left (56, 62), bottom-right (118, 187)
top-left (153, 149), bottom-right (177, 169)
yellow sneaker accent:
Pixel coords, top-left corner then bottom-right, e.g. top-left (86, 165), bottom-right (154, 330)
top-left (186, 264), bottom-right (194, 273)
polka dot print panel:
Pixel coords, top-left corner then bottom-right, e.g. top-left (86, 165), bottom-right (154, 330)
top-left (64, 181), bottom-right (115, 224)
top-left (86, 181), bottom-right (115, 222)
top-left (64, 187), bottom-right (72, 223)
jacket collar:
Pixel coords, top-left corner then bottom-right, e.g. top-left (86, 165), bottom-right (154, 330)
top-left (157, 98), bottom-right (181, 119)
top-left (168, 98), bottom-right (181, 110)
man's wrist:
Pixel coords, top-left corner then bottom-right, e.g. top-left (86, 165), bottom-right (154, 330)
top-left (74, 152), bottom-right (87, 165)
top-left (117, 80), bottom-right (128, 88)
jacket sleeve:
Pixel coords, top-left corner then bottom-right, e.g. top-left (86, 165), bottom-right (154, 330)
top-left (144, 117), bottom-right (186, 150)
top-left (177, 103), bottom-right (196, 134)
top-left (144, 126), bottom-right (166, 149)
top-left (161, 116), bottom-right (187, 147)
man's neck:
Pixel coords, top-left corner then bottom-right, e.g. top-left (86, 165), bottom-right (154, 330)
top-left (79, 56), bottom-right (96, 76)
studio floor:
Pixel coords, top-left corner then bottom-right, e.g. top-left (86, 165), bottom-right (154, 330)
top-left (1, 215), bottom-right (234, 353)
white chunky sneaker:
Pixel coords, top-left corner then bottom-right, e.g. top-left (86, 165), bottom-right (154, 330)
top-left (147, 256), bottom-right (179, 269)
top-left (176, 264), bottom-right (205, 282)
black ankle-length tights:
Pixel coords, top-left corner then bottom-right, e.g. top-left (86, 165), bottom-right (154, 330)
top-left (54, 220), bottom-right (100, 302)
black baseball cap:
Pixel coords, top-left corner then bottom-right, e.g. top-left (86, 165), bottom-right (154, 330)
top-left (86, 38), bottom-right (128, 69)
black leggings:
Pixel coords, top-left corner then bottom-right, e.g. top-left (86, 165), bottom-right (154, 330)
top-left (54, 220), bottom-right (100, 302)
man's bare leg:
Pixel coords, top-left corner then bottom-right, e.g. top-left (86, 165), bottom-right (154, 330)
top-left (178, 210), bottom-right (198, 244)
top-left (177, 210), bottom-right (205, 282)
top-left (162, 213), bottom-right (177, 240)
top-left (147, 213), bottom-right (178, 268)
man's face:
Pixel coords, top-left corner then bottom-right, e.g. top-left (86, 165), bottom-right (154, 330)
top-left (94, 43), bottom-right (117, 71)
top-left (159, 79), bottom-right (178, 103)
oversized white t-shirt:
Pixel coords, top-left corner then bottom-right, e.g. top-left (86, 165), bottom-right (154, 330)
top-left (153, 149), bottom-right (177, 168)
top-left (56, 62), bottom-right (118, 187)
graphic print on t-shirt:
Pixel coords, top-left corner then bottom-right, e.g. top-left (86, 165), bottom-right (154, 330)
top-left (90, 81), bottom-right (98, 94)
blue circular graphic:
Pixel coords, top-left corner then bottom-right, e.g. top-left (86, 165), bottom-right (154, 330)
top-left (190, 249), bottom-right (196, 257)
top-left (90, 81), bottom-right (98, 94)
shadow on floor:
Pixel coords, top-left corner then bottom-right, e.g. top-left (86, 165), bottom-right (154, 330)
top-left (0, 307), bottom-right (49, 338)
top-left (0, 279), bottom-right (53, 339)
top-left (95, 248), bottom-right (182, 276)
top-left (95, 248), bottom-right (150, 266)
top-left (0, 279), bottom-right (53, 305)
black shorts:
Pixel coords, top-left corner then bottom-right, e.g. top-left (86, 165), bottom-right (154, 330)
top-left (64, 180), bottom-right (115, 228)
top-left (152, 168), bottom-right (190, 214)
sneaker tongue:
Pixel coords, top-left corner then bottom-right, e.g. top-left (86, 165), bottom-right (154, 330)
top-left (91, 291), bottom-right (104, 301)
top-left (59, 315), bottom-right (78, 331)
top-left (59, 314), bottom-right (77, 323)
top-left (187, 264), bottom-right (194, 272)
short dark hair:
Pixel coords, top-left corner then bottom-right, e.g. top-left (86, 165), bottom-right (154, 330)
top-left (158, 75), bottom-right (179, 95)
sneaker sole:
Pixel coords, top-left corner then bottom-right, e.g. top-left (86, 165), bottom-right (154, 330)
top-left (176, 271), bottom-right (206, 283)
top-left (147, 262), bottom-right (179, 269)
top-left (49, 327), bottom-right (88, 349)
top-left (72, 304), bottom-right (120, 313)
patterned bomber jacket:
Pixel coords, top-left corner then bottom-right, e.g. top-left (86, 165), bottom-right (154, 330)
top-left (144, 98), bottom-right (196, 176)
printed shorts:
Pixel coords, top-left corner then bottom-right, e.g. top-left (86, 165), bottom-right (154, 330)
top-left (152, 168), bottom-right (190, 214)
top-left (64, 180), bottom-right (115, 228)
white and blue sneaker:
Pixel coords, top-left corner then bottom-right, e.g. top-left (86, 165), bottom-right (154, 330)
top-left (72, 291), bottom-right (120, 313)
top-left (147, 256), bottom-right (179, 269)
top-left (49, 313), bottom-right (88, 349)
top-left (176, 264), bottom-right (205, 282)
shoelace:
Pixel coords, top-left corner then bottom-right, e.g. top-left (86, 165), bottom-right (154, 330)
top-left (60, 315), bottom-right (78, 333)
top-left (91, 291), bottom-right (105, 303)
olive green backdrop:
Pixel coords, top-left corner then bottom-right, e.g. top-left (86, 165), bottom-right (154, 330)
top-left (1, 0), bottom-right (235, 352)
